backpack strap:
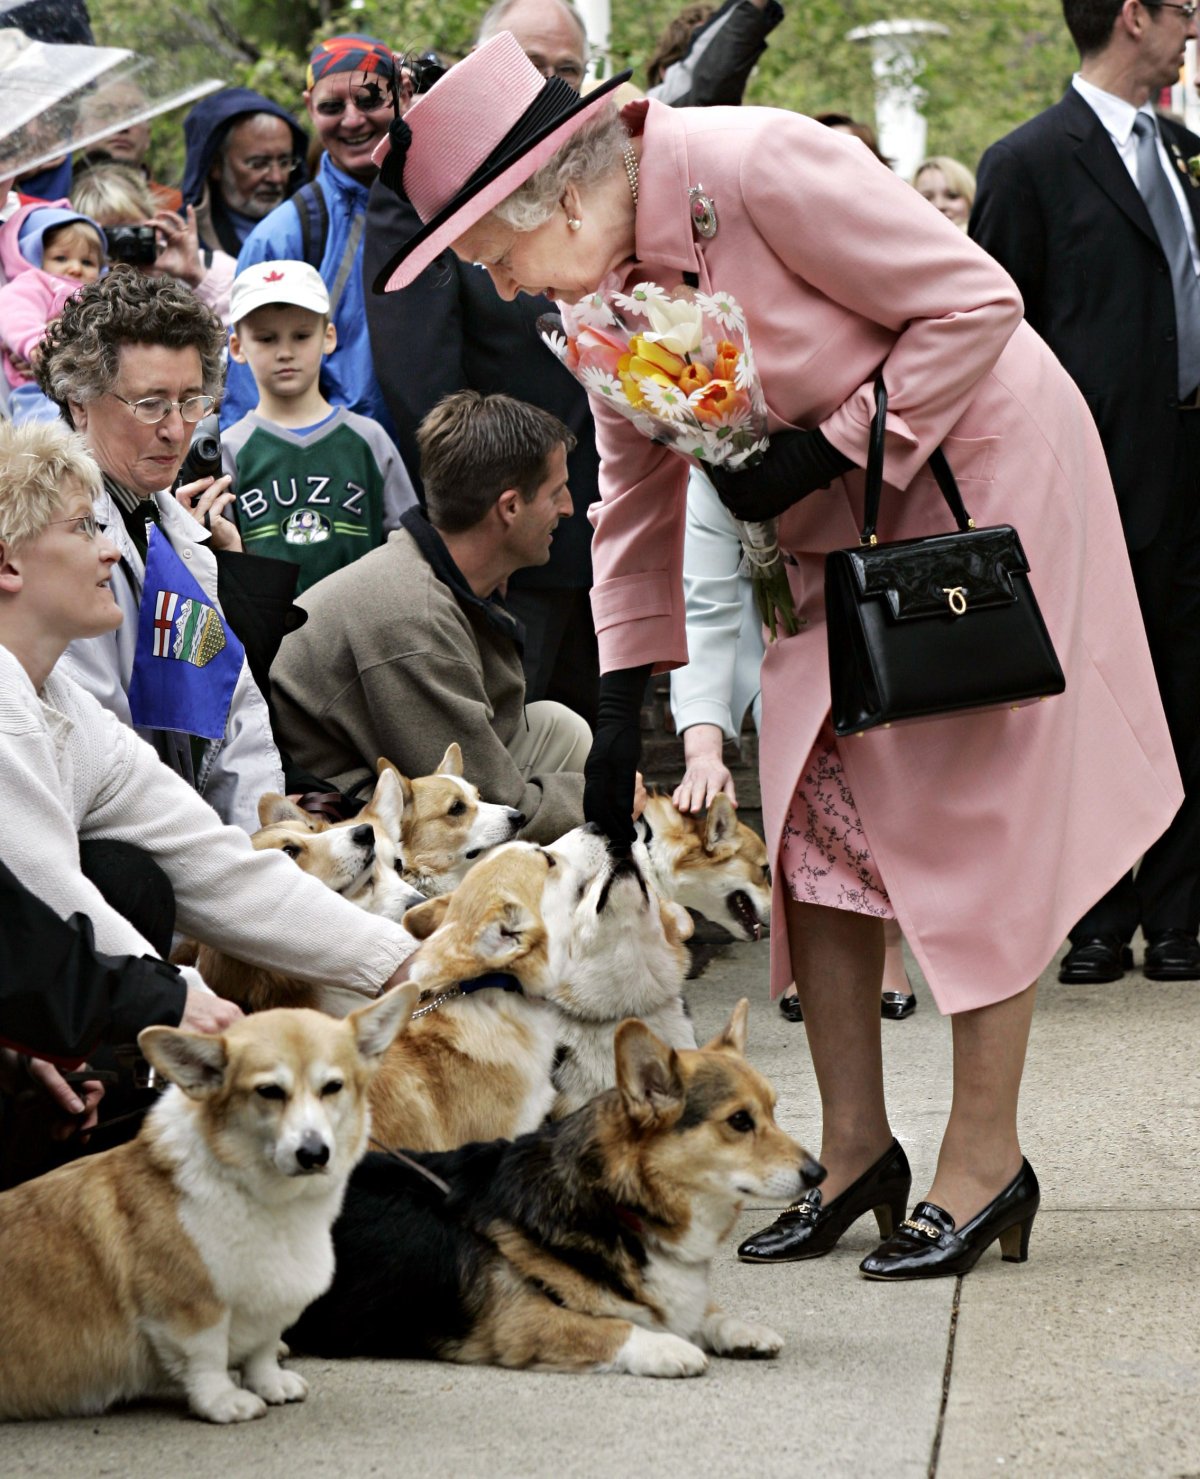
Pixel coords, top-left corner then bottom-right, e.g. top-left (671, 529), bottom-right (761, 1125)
top-left (293, 180), bottom-right (329, 270)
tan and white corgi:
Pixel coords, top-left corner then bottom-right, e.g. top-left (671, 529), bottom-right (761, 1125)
top-left (0, 990), bottom-right (414, 1424)
top-left (187, 767), bottom-right (424, 1016)
top-left (289, 1001), bottom-right (825, 1378)
top-left (379, 744), bottom-right (525, 896)
top-left (636, 793), bottom-right (772, 942)
top-left (367, 840), bottom-right (588, 1151)
top-left (544, 825), bottom-right (698, 1117)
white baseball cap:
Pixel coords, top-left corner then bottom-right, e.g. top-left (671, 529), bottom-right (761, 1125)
top-left (229, 259), bottom-right (330, 324)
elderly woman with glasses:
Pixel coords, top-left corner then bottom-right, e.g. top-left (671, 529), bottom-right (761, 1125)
top-left (35, 268), bottom-right (292, 832)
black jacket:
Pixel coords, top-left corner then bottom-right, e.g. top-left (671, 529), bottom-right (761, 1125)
top-left (360, 182), bottom-right (601, 592)
top-left (971, 88), bottom-right (1200, 550)
top-left (0, 859), bottom-right (185, 1064)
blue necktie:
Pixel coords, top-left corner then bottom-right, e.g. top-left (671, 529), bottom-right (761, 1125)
top-left (1132, 113), bottom-right (1200, 398)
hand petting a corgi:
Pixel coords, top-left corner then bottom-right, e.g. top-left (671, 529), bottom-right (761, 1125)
top-left (0, 989), bottom-right (414, 1424)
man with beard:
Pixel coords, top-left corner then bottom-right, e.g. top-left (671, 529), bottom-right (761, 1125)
top-left (181, 89), bottom-right (308, 259)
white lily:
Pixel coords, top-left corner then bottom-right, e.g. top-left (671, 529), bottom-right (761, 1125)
top-left (642, 297), bottom-right (705, 357)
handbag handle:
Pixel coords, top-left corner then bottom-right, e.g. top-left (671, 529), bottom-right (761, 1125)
top-left (861, 378), bottom-right (976, 546)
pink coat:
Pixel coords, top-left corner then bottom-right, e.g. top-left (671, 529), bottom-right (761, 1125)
top-left (0, 267), bottom-right (79, 387)
top-left (586, 101), bottom-right (1182, 1013)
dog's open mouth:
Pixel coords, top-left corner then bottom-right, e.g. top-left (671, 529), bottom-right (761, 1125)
top-left (727, 891), bottom-right (762, 941)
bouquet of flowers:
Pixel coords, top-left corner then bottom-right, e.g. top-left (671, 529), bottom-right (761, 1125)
top-left (538, 283), bottom-right (800, 640)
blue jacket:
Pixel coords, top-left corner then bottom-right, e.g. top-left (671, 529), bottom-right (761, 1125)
top-left (220, 153), bottom-right (393, 437)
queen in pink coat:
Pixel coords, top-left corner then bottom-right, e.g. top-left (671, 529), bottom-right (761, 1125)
top-left (376, 34), bottom-right (1181, 1284)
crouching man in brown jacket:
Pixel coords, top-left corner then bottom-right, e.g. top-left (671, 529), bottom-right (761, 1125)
top-left (270, 391), bottom-right (590, 843)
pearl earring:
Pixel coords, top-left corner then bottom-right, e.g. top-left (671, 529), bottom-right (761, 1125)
top-left (567, 217), bottom-right (582, 231)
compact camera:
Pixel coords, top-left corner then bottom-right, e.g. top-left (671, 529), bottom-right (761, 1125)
top-left (178, 415), bottom-right (222, 486)
top-left (105, 223), bottom-right (159, 266)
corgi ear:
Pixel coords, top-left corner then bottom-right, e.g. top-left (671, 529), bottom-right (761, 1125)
top-left (377, 757), bottom-right (414, 811)
top-left (659, 898), bottom-right (694, 945)
top-left (477, 898), bottom-right (544, 965)
top-left (138, 1025), bottom-right (228, 1098)
top-left (258, 793), bottom-right (312, 828)
top-left (367, 766), bottom-right (405, 843)
top-left (403, 894), bottom-right (451, 939)
top-left (704, 794), bottom-right (739, 854)
top-left (615, 1019), bottom-right (684, 1129)
top-left (703, 997), bottom-right (750, 1056)
top-left (436, 743), bottom-right (464, 777)
top-left (349, 984), bottom-right (418, 1062)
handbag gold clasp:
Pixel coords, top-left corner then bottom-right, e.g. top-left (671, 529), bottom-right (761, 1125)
top-left (943, 586), bottom-right (968, 616)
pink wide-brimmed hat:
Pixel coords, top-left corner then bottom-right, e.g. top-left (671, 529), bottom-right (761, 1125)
top-left (371, 31), bottom-right (631, 293)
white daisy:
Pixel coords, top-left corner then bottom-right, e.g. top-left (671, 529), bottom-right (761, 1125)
top-left (724, 437), bottom-right (770, 469)
top-left (710, 404), bottom-right (755, 435)
top-left (694, 290), bottom-right (747, 334)
top-left (569, 293), bottom-right (619, 330)
top-left (579, 367), bottom-right (628, 403)
top-left (540, 329), bottom-right (569, 361)
top-left (640, 379), bottom-right (691, 422)
top-left (734, 343), bottom-right (758, 391)
top-left (612, 281), bottom-right (669, 315)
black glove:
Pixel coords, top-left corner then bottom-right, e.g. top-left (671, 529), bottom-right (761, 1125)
top-left (583, 664), bottom-right (650, 850)
top-left (708, 426), bottom-right (855, 522)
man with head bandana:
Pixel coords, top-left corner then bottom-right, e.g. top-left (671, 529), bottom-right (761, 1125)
top-left (219, 36), bottom-right (406, 436)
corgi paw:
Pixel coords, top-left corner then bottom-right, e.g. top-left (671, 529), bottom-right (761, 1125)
top-left (613, 1326), bottom-right (708, 1378)
top-left (196, 1387), bottom-right (268, 1424)
top-left (703, 1312), bottom-right (784, 1358)
top-left (246, 1368), bottom-right (309, 1405)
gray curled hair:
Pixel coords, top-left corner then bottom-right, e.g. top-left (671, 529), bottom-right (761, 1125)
top-left (490, 109), bottom-right (628, 234)
top-left (36, 266), bottom-right (225, 411)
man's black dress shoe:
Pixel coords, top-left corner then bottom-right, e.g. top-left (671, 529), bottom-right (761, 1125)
top-left (778, 993), bottom-right (804, 1023)
top-left (738, 1139), bottom-right (911, 1262)
top-left (880, 990), bottom-right (916, 1020)
top-left (1143, 930), bottom-right (1200, 981)
top-left (858, 1158), bottom-right (1039, 1281)
top-left (1058, 936), bottom-right (1132, 984)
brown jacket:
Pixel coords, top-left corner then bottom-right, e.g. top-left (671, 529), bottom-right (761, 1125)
top-left (270, 522), bottom-right (584, 843)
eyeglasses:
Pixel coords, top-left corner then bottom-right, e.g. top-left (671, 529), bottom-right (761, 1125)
top-left (46, 512), bottom-right (101, 539)
top-left (1145, 1), bottom-right (1198, 16)
top-left (528, 57), bottom-right (586, 85)
top-left (240, 154), bottom-right (304, 175)
top-left (111, 392), bottom-right (215, 425)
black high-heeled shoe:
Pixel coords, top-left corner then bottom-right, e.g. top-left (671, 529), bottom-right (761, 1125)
top-left (858, 1158), bottom-right (1039, 1281)
top-left (737, 1139), bottom-right (911, 1262)
top-left (778, 993), bottom-right (805, 1023)
top-left (880, 990), bottom-right (916, 1020)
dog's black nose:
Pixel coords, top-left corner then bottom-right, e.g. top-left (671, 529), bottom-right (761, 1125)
top-left (296, 1133), bottom-right (330, 1172)
top-left (801, 1156), bottom-right (826, 1189)
top-left (508, 809), bottom-right (526, 826)
top-left (580, 821), bottom-right (603, 836)
top-left (351, 824), bottom-right (374, 848)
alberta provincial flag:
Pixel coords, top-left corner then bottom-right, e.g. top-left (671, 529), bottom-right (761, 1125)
top-left (127, 526), bottom-right (244, 740)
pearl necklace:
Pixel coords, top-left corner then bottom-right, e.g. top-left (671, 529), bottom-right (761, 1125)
top-left (623, 142), bottom-right (640, 208)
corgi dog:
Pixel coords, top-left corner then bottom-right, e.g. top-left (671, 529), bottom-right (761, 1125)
top-left (288, 1002), bottom-right (825, 1378)
top-left (544, 825), bottom-right (698, 1117)
top-left (379, 744), bottom-right (525, 897)
top-left (366, 840), bottom-right (587, 1152)
top-left (636, 793), bottom-right (772, 943)
top-left (0, 991), bottom-right (414, 1424)
top-left (188, 767), bottom-right (424, 1016)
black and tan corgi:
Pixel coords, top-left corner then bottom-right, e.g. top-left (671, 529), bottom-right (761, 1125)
top-left (288, 1001), bottom-right (823, 1377)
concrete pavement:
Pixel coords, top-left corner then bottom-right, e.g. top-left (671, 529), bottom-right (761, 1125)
top-left (3, 938), bottom-right (1197, 1477)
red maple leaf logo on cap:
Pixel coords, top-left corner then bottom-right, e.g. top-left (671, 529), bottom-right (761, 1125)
top-left (263, 270), bottom-right (285, 282)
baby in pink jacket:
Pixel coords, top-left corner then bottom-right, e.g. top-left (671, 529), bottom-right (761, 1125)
top-left (0, 204), bottom-right (106, 421)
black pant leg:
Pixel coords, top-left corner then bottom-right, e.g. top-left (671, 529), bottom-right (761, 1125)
top-left (1071, 414), bottom-right (1200, 943)
top-left (504, 586), bottom-right (600, 730)
top-left (77, 840), bottom-right (176, 959)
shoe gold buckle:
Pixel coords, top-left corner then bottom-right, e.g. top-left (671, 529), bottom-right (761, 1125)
top-left (901, 1216), bottom-right (942, 1241)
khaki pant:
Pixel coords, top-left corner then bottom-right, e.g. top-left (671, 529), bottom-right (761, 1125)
top-left (506, 700), bottom-right (592, 779)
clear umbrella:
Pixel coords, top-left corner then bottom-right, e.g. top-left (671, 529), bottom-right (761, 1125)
top-left (0, 16), bottom-right (222, 184)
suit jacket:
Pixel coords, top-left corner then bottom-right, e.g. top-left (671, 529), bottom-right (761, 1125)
top-left (970, 87), bottom-right (1200, 550)
top-left (360, 179), bottom-right (601, 592)
top-left (583, 99), bottom-right (1180, 1011)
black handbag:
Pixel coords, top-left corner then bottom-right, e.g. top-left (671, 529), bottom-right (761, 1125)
top-left (825, 379), bottom-right (1065, 738)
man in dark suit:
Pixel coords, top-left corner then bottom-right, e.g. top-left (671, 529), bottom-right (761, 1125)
top-left (361, 0), bottom-right (601, 728)
top-left (971, 0), bottom-right (1200, 984)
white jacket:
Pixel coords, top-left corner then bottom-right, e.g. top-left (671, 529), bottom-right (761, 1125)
top-left (668, 468), bottom-right (764, 741)
top-left (60, 485), bottom-right (283, 834)
top-left (0, 643), bottom-right (413, 990)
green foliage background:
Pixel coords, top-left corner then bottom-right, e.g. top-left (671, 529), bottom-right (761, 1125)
top-left (90, 0), bottom-right (1077, 184)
